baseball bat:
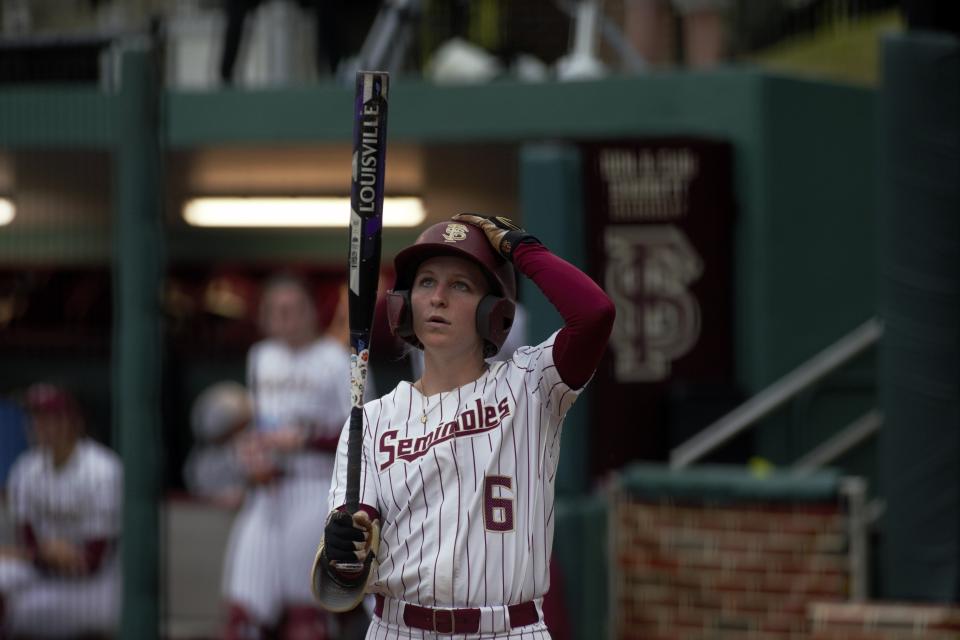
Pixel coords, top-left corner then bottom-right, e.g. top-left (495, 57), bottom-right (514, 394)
top-left (312, 71), bottom-right (388, 611)
top-left (345, 71), bottom-right (389, 515)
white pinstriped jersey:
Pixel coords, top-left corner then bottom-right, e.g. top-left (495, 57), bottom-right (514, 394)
top-left (329, 331), bottom-right (581, 609)
top-left (0, 439), bottom-right (122, 636)
top-left (7, 439), bottom-right (122, 544)
top-left (247, 336), bottom-right (352, 479)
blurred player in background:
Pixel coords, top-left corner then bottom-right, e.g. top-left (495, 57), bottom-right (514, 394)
top-left (0, 383), bottom-right (122, 638)
top-left (182, 381), bottom-right (252, 510)
top-left (222, 273), bottom-right (366, 639)
top-left (316, 215), bottom-right (614, 638)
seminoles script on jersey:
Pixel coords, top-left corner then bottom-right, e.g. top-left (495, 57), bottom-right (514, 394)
top-left (329, 332), bottom-right (582, 610)
top-left (378, 398), bottom-right (511, 469)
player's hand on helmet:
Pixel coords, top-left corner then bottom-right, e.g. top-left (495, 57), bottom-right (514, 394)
top-left (323, 510), bottom-right (379, 585)
top-left (452, 214), bottom-right (539, 262)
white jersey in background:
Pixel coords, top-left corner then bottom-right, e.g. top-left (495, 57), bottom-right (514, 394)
top-left (247, 336), bottom-right (353, 479)
top-left (223, 335), bottom-right (354, 625)
top-left (329, 331), bottom-right (580, 618)
top-left (1, 439), bottom-right (122, 638)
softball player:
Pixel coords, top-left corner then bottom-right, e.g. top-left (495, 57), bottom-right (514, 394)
top-left (182, 381), bottom-right (252, 509)
top-left (0, 383), bottom-right (122, 638)
top-left (320, 215), bottom-right (615, 638)
top-left (222, 274), bottom-right (356, 639)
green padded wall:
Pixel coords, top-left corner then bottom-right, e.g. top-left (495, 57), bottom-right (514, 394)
top-left (115, 46), bottom-right (163, 639)
top-left (519, 143), bottom-right (590, 496)
top-left (877, 31), bottom-right (960, 601)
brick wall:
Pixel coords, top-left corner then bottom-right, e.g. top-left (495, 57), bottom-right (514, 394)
top-left (809, 602), bottom-right (960, 640)
top-left (613, 499), bottom-right (849, 640)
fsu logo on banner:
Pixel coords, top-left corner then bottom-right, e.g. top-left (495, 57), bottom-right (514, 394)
top-left (605, 225), bottom-right (703, 381)
top-left (582, 138), bottom-right (735, 466)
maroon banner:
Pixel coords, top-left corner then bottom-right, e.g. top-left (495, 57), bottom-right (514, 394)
top-left (581, 138), bottom-right (737, 473)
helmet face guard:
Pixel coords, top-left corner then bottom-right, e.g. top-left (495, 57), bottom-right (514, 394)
top-left (387, 220), bottom-right (516, 357)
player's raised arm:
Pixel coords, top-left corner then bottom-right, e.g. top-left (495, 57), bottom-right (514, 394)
top-left (452, 214), bottom-right (615, 390)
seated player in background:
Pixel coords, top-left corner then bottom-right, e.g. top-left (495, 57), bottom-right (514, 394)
top-left (314, 215), bottom-right (615, 638)
top-left (0, 383), bottom-right (122, 638)
top-left (182, 381), bottom-right (252, 510)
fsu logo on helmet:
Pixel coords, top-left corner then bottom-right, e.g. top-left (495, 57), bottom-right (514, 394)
top-left (441, 223), bottom-right (469, 243)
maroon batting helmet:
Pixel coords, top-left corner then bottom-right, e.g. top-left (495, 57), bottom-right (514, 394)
top-left (386, 218), bottom-right (516, 357)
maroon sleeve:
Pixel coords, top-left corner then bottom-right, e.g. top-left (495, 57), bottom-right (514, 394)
top-left (20, 524), bottom-right (114, 575)
top-left (19, 523), bottom-right (38, 563)
top-left (306, 434), bottom-right (341, 452)
top-left (83, 538), bottom-right (115, 573)
top-left (512, 243), bottom-right (615, 389)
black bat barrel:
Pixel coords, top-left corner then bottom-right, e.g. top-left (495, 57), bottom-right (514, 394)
top-left (345, 71), bottom-right (389, 514)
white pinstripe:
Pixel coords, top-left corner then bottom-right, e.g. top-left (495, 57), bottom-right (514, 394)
top-left (329, 332), bottom-right (577, 637)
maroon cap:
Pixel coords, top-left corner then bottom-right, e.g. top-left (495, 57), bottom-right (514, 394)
top-left (23, 383), bottom-right (81, 417)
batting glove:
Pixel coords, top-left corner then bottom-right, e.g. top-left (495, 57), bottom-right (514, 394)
top-left (322, 510), bottom-right (379, 587)
top-left (452, 213), bottom-right (540, 262)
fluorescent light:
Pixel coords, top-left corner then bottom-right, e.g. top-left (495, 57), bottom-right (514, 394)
top-left (183, 197), bottom-right (425, 228)
top-left (0, 198), bottom-right (13, 225)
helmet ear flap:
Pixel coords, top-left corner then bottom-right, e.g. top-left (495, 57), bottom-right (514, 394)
top-left (386, 290), bottom-right (419, 346)
top-left (476, 295), bottom-right (516, 358)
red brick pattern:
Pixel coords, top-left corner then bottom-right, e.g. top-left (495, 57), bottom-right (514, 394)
top-left (613, 499), bottom-right (849, 639)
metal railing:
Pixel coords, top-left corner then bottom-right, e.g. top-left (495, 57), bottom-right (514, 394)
top-left (794, 409), bottom-right (883, 472)
top-left (840, 476), bottom-right (870, 601)
top-left (670, 317), bottom-right (884, 469)
top-left (667, 318), bottom-right (884, 605)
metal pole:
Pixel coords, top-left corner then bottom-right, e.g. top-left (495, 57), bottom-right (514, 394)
top-left (841, 477), bottom-right (869, 601)
top-left (114, 41), bottom-right (163, 640)
top-left (793, 410), bottom-right (883, 472)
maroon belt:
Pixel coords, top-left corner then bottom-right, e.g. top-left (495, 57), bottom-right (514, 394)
top-left (374, 594), bottom-right (539, 634)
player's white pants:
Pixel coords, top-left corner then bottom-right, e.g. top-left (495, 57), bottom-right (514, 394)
top-left (222, 471), bottom-right (329, 625)
top-left (0, 556), bottom-right (120, 637)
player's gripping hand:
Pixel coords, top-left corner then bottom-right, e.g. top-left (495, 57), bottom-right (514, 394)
top-left (323, 510), bottom-right (379, 586)
top-left (452, 213), bottom-right (540, 262)
top-left (38, 538), bottom-right (87, 576)
top-left (235, 432), bottom-right (280, 485)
